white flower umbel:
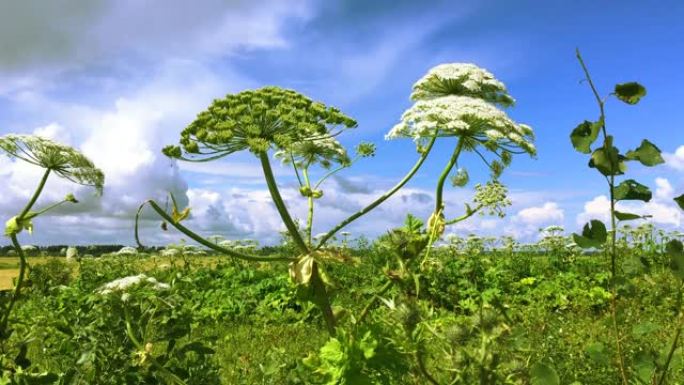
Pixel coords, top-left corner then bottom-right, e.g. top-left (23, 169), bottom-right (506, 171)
top-left (97, 274), bottom-right (170, 295)
top-left (411, 63), bottom-right (515, 106)
top-left (386, 95), bottom-right (536, 155)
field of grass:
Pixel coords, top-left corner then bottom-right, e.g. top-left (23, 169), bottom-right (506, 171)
top-left (0, 236), bottom-right (682, 385)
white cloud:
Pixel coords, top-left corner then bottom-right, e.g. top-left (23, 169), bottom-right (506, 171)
top-left (514, 202), bottom-right (564, 225)
top-left (576, 178), bottom-right (682, 229)
top-left (664, 145), bottom-right (684, 171)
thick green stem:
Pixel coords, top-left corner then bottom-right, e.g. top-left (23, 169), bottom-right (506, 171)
top-left (259, 151), bottom-right (309, 253)
top-left (434, 138), bottom-right (465, 214)
top-left (258, 152), bottom-right (337, 335)
top-left (0, 168), bottom-right (51, 339)
top-left (136, 200), bottom-right (294, 262)
top-left (315, 135), bottom-right (438, 250)
top-left (0, 235), bottom-right (28, 339)
top-left (18, 168), bottom-right (51, 219)
top-left (303, 168), bottom-right (314, 247)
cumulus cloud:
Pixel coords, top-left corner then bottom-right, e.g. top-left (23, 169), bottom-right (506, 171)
top-left (664, 145), bottom-right (684, 171)
top-left (505, 201), bottom-right (565, 238)
top-left (576, 177), bottom-right (682, 229)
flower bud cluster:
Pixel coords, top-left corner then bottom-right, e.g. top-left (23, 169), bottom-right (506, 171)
top-left (163, 87), bottom-right (357, 166)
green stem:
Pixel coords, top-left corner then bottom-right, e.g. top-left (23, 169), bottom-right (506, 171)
top-left (434, 138), bottom-right (465, 214)
top-left (124, 307), bottom-right (187, 385)
top-left (18, 168), bottom-right (51, 219)
top-left (313, 156), bottom-right (357, 191)
top-left (315, 135), bottom-right (438, 250)
top-left (0, 235), bottom-right (28, 339)
top-left (258, 152), bottom-right (338, 335)
top-left (303, 167), bottom-right (314, 247)
top-left (356, 280), bottom-right (394, 325)
top-left (445, 204), bottom-right (482, 225)
top-left (259, 151), bottom-right (308, 253)
top-left (577, 48), bottom-right (629, 385)
top-left (136, 200), bottom-right (294, 262)
top-left (657, 308), bottom-right (684, 385)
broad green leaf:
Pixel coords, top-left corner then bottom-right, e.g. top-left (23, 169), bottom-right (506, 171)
top-left (625, 139), bottom-right (664, 166)
top-left (614, 82), bottom-right (646, 105)
top-left (614, 211), bottom-right (644, 221)
top-left (570, 119), bottom-right (602, 154)
top-left (589, 141), bottom-right (626, 176)
top-left (574, 219), bottom-right (608, 249)
top-left (675, 194), bottom-right (684, 210)
top-left (530, 362), bottom-right (560, 385)
top-left (633, 351), bottom-right (656, 384)
top-left (614, 179), bottom-right (652, 202)
top-left (667, 239), bottom-right (684, 281)
top-left (289, 255), bottom-right (315, 285)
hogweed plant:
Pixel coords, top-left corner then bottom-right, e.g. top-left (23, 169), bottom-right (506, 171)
top-left (0, 134), bottom-right (104, 343)
top-left (571, 49), bottom-right (681, 385)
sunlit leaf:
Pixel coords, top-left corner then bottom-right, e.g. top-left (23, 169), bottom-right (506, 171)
top-left (614, 82), bottom-right (646, 105)
top-left (614, 179), bottom-right (652, 202)
top-left (625, 139), bottom-right (664, 166)
top-left (614, 211), bottom-right (644, 221)
top-left (589, 141), bottom-right (626, 176)
top-left (570, 119), bottom-right (602, 154)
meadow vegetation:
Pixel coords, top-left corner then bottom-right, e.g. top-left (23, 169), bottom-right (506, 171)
top-left (0, 52), bottom-right (683, 384)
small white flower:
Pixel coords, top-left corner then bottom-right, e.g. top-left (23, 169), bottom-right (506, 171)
top-left (97, 274), bottom-right (170, 295)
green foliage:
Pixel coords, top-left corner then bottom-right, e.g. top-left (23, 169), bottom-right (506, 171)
top-left (625, 139), bottom-right (664, 166)
top-left (530, 362), bottom-right (560, 385)
top-left (614, 179), bottom-right (652, 202)
top-left (570, 119), bottom-right (602, 154)
top-left (573, 220), bottom-right (607, 249)
top-left (614, 82), bottom-right (647, 105)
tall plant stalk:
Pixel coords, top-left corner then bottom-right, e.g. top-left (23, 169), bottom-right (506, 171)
top-left (0, 168), bottom-right (50, 339)
top-left (575, 49), bottom-right (629, 385)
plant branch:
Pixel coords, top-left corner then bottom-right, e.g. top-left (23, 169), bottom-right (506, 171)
top-left (315, 134), bottom-right (438, 250)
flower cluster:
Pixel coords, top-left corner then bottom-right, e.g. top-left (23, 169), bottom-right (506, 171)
top-left (97, 274), bottom-right (170, 295)
top-left (0, 134), bottom-right (105, 193)
top-left (410, 63), bottom-right (515, 106)
top-left (163, 87), bottom-right (357, 167)
top-left (386, 95), bottom-right (536, 156)
top-left (387, 63), bottom-right (536, 161)
top-left (275, 136), bottom-right (350, 169)
top-left (472, 181), bottom-right (511, 218)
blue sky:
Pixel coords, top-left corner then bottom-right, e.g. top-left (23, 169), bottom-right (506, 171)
top-left (0, 0), bottom-right (682, 246)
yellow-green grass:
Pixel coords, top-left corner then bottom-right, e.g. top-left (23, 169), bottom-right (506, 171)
top-left (0, 255), bottom-right (236, 290)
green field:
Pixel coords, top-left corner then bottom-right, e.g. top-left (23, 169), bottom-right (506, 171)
top-left (0, 234), bottom-right (682, 385)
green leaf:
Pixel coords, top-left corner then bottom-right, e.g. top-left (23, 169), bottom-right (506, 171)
top-left (625, 139), bottom-right (664, 166)
top-left (589, 140), bottom-right (626, 176)
top-left (675, 194), bottom-right (684, 210)
top-left (667, 239), bottom-right (684, 281)
top-left (573, 220), bottom-right (607, 249)
top-left (614, 211), bottom-right (644, 221)
top-left (614, 179), bottom-right (652, 202)
top-left (614, 82), bottom-right (646, 105)
top-left (570, 119), bottom-right (602, 154)
top-left (585, 342), bottom-right (609, 365)
top-left (530, 362), bottom-right (560, 385)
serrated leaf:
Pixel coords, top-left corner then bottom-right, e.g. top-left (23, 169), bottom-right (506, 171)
top-left (625, 139), bottom-right (664, 166)
top-left (570, 119), bottom-right (602, 154)
top-left (530, 362), bottom-right (560, 385)
top-left (614, 179), bottom-right (652, 202)
top-left (675, 194), bottom-right (684, 210)
top-left (614, 82), bottom-right (646, 105)
top-left (614, 211), bottom-right (643, 221)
